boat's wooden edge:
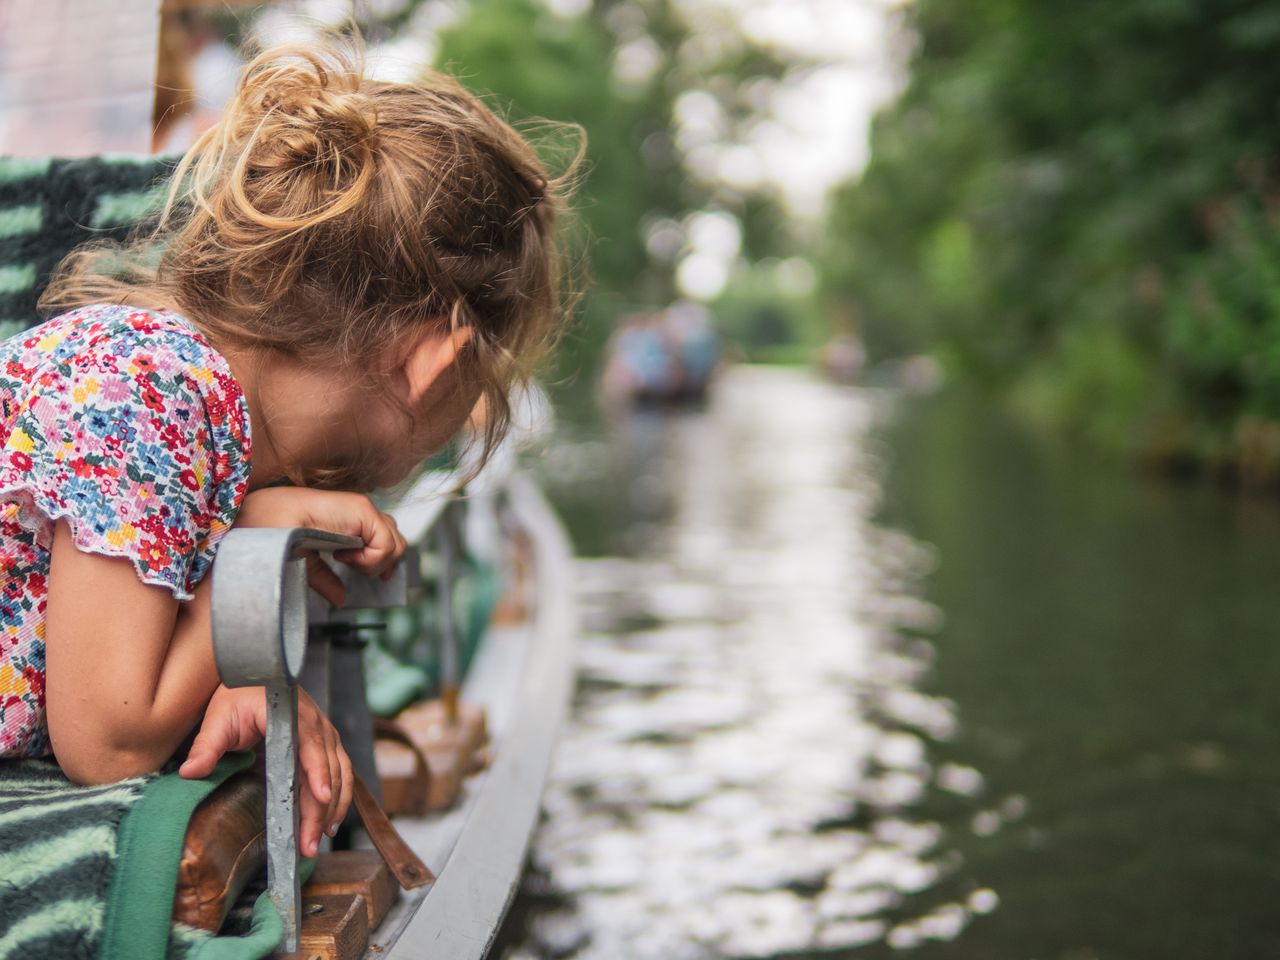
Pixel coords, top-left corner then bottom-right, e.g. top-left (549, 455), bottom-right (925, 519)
top-left (376, 473), bottom-right (578, 960)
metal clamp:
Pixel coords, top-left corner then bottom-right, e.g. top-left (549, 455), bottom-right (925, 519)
top-left (211, 526), bottom-right (362, 952)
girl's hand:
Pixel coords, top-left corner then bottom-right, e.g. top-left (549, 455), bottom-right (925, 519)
top-left (180, 685), bottom-right (353, 857)
top-left (236, 488), bottom-right (408, 606)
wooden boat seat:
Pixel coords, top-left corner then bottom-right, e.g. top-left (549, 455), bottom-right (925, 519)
top-left (278, 892), bottom-right (368, 960)
top-left (304, 851), bottom-right (399, 932)
top-left (374, 699), bottom-right (489, 815)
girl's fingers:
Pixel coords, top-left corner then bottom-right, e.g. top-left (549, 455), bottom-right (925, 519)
top-left (323, 723), bottom-right (343, 829)
top-left (334, 744), bottom-right (354, 831)
top-left (305, 553), bottom-right (348, 607)
top-left (333, 511), bottom-right (405, 578)
top-left (180, 699), bottom-right (246, 779)
top-left (297, 689), bottom-right (345, 834)
top-left (245, 492), bottom-right (407, 579)
top-left (395, 516), bottom-right (408, 557)
top-left (179, 745), bottom-right (219, 780)
top-left (179, 728), bottom-right (223, 779)
top-left (299, 748), bottom-right (330, 858)
top-left (300, 727), bottom-right (333, 806)
top-left (298, 782), bottom-right (326, 858)
top-left (381, 515), bottom-right (408, 581)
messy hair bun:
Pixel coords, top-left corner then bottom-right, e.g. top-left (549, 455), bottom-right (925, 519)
top-left (43, 36), bottom-right (583, 467)
top-left (208, 47), bottom-right (377, 235)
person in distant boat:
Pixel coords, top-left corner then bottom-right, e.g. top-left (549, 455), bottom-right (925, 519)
top-left (0, 39), bottom-right (577, 857)
top-left (665, 301), bottom-right (719, 398)
top-left (602, 311), bottom-right (678, 402)
top-left (601, 306), bottom-right (720, 404)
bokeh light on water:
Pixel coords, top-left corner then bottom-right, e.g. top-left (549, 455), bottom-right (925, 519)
top-left (498, 368), bottom-right (998, 958)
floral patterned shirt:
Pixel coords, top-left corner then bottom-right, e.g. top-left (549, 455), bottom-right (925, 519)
top-left (0, 304), bottom-right (252, 758)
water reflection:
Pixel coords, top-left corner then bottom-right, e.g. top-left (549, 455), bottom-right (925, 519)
top-left (500, 368), bottom-right (989, 958)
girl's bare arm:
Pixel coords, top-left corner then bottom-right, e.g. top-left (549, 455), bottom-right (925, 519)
top-left (42, 488), bottom-right (401, 847)
top-left (43, 486), bottom-right (405, 777)
top-left (44, 520), bottom-right (219, 783)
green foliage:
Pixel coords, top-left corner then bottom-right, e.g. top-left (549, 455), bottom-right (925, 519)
top-left (823, 0), bottom-right (1280, 480)
top-left (434, 0), bottom-right (655, 374)
top-left (429, 0), bottom-right (800, 377)
top-left (1168, 194), bottom-right (1280, 420)
top-left (1014, 324), bottom-right (1164, 457)
top-left (711, 259), bottom-right (824, 361)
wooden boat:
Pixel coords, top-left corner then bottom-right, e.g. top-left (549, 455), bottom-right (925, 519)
top-left (0, 153), bottom-right (580, 955)
top-left (0, 6), bottom-right (580, 956)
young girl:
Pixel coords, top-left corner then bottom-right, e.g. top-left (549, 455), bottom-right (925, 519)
top-left (0, 39), bottom-right (574, 857)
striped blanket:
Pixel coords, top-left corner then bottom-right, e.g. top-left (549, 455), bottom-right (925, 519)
top-left (0, 754), bottom-right (280, 960)
top-left (0, 154), bottom-right (173, 340)
top-left (0, 759), bottom-right (149, 956)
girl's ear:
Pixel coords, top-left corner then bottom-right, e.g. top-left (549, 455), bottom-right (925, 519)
top-left (402, 325), bottom-right (475, 405)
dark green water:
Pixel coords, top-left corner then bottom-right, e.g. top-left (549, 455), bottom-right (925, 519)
top-left (868, 391), bottom-right (1280, 960)
top-left (505, 372), bottom-right (1280, 959)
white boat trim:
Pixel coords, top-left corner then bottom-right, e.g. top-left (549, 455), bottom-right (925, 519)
top-left (366, 472), bottom-right (577, 959)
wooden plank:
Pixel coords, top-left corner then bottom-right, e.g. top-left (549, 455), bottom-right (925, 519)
top-left (277, 893), bottom-right (369, 960)
top-left (375, 699), bottom-right (488, 813)
top-left (304, 851), bottom-right (398, 932)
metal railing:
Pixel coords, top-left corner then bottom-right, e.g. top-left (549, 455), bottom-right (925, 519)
top-left (209, 456), bottom-right (514, 951)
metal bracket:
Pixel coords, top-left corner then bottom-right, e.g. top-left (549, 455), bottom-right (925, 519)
top-left (211, 526), bottom-right (362, 952)
top-left (213, 528), bottom-right (363, 687)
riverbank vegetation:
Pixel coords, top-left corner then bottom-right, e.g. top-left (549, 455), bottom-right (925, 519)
top-left (822, 0), bottom-right (1280, 486)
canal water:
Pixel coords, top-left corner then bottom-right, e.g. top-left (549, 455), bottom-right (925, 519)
top-left (497, 365), bottom-right (1280, 960)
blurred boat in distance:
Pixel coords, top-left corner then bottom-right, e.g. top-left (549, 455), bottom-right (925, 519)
top-left (602, 301), bottom-right (721, 406)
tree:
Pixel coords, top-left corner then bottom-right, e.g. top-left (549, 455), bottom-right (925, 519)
top-left (823, 0), bottom-right (1280, 479)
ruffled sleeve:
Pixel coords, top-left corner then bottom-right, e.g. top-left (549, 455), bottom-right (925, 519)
top-left (0, 323), bottom-right (245, 600)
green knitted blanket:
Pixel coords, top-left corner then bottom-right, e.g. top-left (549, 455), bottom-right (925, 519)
top-left (0, 155), bottom-right (173, 339)
top-left (0, 753), bottom-right (284, 960)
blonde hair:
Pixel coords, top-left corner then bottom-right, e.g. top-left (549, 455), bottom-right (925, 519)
top-left (42, 38), bottom-right (582, 472)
